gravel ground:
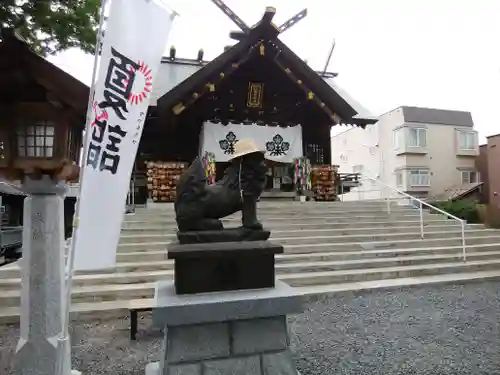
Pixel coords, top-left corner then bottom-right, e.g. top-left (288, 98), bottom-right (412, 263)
top-left (1, 281), bottom-right (500, 375)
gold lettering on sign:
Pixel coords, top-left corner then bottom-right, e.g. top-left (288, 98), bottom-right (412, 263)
top-left (247, 82), bottom-right (264, 108)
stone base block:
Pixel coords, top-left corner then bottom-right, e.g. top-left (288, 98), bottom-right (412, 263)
top-left (153, 280), bottom-right (302, 327)
top-left (147, 280), bottom-right (303, 375)
top-left (147, 351), bottom-right (298, 375)
top-left (168, 240), bottom-right (282, 295)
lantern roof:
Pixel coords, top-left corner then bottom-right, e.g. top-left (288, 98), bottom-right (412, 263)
top-left (0, 28), bottom-right (89, 114)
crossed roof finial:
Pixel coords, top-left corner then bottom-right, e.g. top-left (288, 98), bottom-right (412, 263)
top-left (210, 0), bottom-right (307, 37)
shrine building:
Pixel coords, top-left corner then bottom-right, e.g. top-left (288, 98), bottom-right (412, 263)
top-left (133, 7), bottom-right (376, 203)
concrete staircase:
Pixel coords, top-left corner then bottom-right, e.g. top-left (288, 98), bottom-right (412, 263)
top-left (1, 200), bottom-right (500, 323)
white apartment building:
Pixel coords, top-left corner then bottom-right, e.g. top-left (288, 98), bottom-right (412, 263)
top-left (331, 106), bottom-right (479, 199)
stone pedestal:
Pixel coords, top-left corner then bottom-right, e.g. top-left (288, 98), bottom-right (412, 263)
top-left (145, 280), bottom-right (303, 375)
top-left (13, 176), bottom-right (72, 375)
top-left (168, 240), bottom-right (283, 295)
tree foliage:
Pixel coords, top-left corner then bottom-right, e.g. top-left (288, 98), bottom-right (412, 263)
top-left (0, 0), bottom-right (100, 56)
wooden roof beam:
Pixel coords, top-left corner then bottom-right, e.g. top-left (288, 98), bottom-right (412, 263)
top-left (170, 42), bottom-right (260, 116)
top-left (210, 0), bottom-right (250, 33)
top-left (262, 7), bottom-right (276, 25)
top-left (273, 57), bottom-right (342, 126)
top-left (278, 8), bottom-right (307, 33)
top-left (252, 6), bottom-right (280, 36)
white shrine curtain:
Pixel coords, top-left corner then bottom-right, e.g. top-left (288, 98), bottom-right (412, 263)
top-left (201, 121), bottom-right (303, 163)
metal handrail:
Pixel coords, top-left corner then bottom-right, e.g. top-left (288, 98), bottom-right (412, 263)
top-left (359, 174), bottom-right (467, 261)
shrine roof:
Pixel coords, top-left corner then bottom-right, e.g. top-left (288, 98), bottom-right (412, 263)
top-left (156, 39), bottom-right (376, 127)
top-left (0, 28), bottom-right (89, 114)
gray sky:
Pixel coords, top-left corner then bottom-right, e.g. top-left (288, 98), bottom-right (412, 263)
top-left (48, 0), bottom-right (500, 143)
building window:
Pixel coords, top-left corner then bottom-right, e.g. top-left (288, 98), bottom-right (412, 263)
top-left (459, 131), bottom-right (477, 150)
top-left (409, 170), bottom-right (430, 186)
top-left (408, 128), bottom-right (427, 147)
top-left (461, 170), bottom-right (478, 184)
top-left (17, 121), bottom-right (55, 158)
top-left (396, 171), bottom-right (403, 186)
top-left (393, 129), bottom-right (403, 150)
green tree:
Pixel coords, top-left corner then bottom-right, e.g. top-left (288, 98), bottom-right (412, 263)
top-left (0, 0), bottom-right (100, 56)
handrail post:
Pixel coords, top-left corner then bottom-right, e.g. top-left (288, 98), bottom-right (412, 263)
top-left (461, 220), bottom-right (466, 262)
top-left (419, 201), bottom-right (424, 239)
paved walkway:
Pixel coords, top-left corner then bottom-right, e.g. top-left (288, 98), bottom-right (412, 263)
top-left (1, 281), bottom-right (499, 374)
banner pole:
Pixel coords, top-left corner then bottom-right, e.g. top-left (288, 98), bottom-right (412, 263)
top-left (59, 0), bottom-right (108, 350)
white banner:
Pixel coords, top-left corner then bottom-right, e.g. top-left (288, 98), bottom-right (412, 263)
top-left (201, 122), bottom-right (303, 163)
top-left (74, 0), bottom-right (175, 270)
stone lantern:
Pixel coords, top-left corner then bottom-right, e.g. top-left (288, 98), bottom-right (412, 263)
top-left (1, 28), bottom-right (84, 375)
top-left (10, 106), bottom-right (81, 375)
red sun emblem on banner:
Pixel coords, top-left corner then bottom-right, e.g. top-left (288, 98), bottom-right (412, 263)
top-left (127, 61), bottom-right (153, 105)
top-left (91, 101), bottom-right (108, 126)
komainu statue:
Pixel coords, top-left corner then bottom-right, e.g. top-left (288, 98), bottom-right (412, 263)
top-left (175, 139), bottom-right (267, 237)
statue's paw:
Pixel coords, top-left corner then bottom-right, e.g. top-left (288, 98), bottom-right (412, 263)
top-left (243, 222), bottom-right (263, 231)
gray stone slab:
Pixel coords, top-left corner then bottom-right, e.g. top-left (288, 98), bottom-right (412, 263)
top-left (166, 323), bottom-right (230, 363)
top-left (262, 351), bottom-right (299, 375)
top-left (146, 362), bottom-right (160, 375)
top-left (147, 361), bottom-right (203, 375)
top-left (231, 316), bottom-right (288, 355)
top-left (168, 363), bottom-right (202, 375)
top-left (204, 356), bottom-right (261, 375)
top-left (153, 280), bottom-right (303, 327)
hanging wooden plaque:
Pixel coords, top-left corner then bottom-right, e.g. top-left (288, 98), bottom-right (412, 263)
top-left (246, 82), bottom-right (264, 108)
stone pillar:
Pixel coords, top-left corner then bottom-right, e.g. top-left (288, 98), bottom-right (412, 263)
top-left (146, 280), bottom-right (303, 375)
top-left (13, 175), bottom-right (69, 375)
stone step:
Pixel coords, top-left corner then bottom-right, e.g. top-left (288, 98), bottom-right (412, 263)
top-left (122, 213), bottom-right (437, 226)
top-left (122, 219), bottom-right (460, 235)
top-left (115, 234), bottom-right (500, 253)
top-left (123, 210), bottom-right (422, 222)
top-left (6, 246), bottom-right (497, 280)
top-left (282, 258), bottom-right (500, 286)
top-left (117, 228), bottom-right (494, 245)
top-left (5, 242), bottom-right (499, 279)
top-left (4, 268), bottom-right (500, 324)
top-left (4, 251), bottom-right (500, 291)
top-left (282, 234), bottom-right (500, 253)
top-left (135, 201), bottom-right (397, 210)
top-left (131, 203), bottom-right (417, 215)
top-left (132, 208), bottom-right (398, 216)
top-left (268, 229), bottom-right (495, 246)
top-left (3, 253), bottom-right (500, 306)
top-left (0, 283), bottom-right (157, 307)
top-left (0, 297), bottom-right (156, 324)
top-left (119, 223), bottom-right (480, 237)
top-left (114, 242), bottom-right (500, 263)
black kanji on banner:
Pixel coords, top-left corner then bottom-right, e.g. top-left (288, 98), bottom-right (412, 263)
top-left (219, 131), bottom-right (238, 155)
top-left (99, 47), bottom-right (140, 120)
top-left (86, 101), bottom-right (128, 175)
top-left (99, 124), bottom-right (127, 174)
top-left (266, 134), bottom-right (290, 156)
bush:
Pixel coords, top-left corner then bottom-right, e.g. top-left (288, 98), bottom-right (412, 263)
top-left (485, 205), bottom-right (500, 228)
top-left (429, 199), bottom-right (481, 223)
